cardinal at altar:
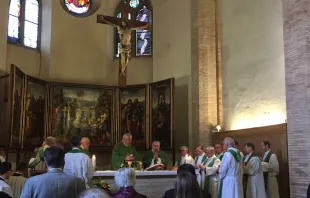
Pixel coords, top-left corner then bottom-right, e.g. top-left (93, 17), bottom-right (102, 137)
top-left (111, 133), bottom-right (138, 170)
top-left (143, 141), bottom-right (168, 169)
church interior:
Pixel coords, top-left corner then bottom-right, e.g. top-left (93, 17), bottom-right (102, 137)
top-left (0, 0), bottom-right (307, 197)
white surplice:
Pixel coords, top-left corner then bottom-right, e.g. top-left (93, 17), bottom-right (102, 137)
top-left (219, 147), bottom-right (243, 198)
top-left (63, 148), bottom-right (94, 188)
top-left (203, 155), bottom-right (220, 198)
top-left (195, 154), bottom-right (207, 187)
top-left (244, 154), bottom-right (266, 198)
top-left (262, 150), bottom-right (280, 198)
top-left (0, 176), bottom-right (13, 197)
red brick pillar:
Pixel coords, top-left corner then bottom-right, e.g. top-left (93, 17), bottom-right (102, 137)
top-left (191, 0), bottom-right (222, 147)
top-left (283, 0), bottom-right (310, 197)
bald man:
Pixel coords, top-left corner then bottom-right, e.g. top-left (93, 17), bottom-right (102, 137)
top-left (218, 137), bottom-right (243, 198)
top-left (143, 141), bottom-right (168, 169)
top-left (111, 133), bottom-right (138, 170)
top-left (79, 137), bottom-right (90, 156)
top-left (28, 136), bottom-right (57, 170)
top-left (64, 136), bottom-right (94, 188)
top-left (198, 146), bottom-right (220, 198)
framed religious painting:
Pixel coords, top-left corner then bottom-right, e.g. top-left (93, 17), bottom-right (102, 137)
top-left (0, 75), bottom-right (10, 147)
top-left (22, 76), bottom-right (48, 149)
top-left (50, 83), bottom-right (115, 147)
top-left (9, 65), bottom-right (26, 149)
top-left (119, 85), bottom-right (148, 150)
top-left (149, 78), bottom-right (174, 150)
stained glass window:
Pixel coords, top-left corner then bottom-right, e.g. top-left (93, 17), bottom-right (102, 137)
top-left (114, 0), bottom-right (152, 57)
top-left (116, 13), bottom-right (121, 58)
top-left (24, 0), bottom-right (39, 48)
top-left (7, 0), bottom-right (41, 49)
top-left (65, 0), bottom-right (91, 14)
top-left (130, 0), bottom-right (139, 8)
top-left (8, 0), bottom-right (21, 43)
top-left (136, 6), bottom-right (152, 56)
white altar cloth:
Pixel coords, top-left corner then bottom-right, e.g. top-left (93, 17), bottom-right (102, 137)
top-left (93, 170), bottom-right (177, 198)
top-left (94, 170), bottom-right (177, 177)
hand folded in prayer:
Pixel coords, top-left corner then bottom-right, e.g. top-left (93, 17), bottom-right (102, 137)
top-left (154, 153), bottom-right (159, 160)
top-left (125, 155), bottom-right (134, 161)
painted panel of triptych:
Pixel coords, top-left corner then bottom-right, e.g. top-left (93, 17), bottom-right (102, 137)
top-left (22, 76), bottom-right (47, 149)
top-left (119, 86), bottom-right (147, 150)
top-left (9, 65), bottom-right (25, 148)
top-left (50, 84), bottom-right (114, 147)
top-left (150, 78), bottom-right (174, 150)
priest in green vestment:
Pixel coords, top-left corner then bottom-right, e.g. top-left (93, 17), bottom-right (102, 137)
top-left (111, 133), bottom-right (138, 170)
top-left (143, 141), bottom-right (168, 169)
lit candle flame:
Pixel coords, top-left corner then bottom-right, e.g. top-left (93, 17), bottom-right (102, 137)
top-left (92, 155), bottom-right (96, 167)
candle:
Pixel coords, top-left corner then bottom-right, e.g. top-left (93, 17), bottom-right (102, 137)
top-left (92, 155), bottom-right (96, 167)
top-left (185, 154), bottom-right (188, 164)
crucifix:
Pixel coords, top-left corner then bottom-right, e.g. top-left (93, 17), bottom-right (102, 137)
top-left (97, 8), bottom-right (149, 87)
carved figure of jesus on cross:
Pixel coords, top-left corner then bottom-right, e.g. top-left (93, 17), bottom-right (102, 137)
top-left (97, 7), bottom-right (149, 86)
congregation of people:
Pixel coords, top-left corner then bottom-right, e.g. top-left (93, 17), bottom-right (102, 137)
top-left (0, 133), bottom-right (280, 198)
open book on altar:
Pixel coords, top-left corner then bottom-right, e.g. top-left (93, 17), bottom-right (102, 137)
top-left (145, 163), bottom-right (166, 171)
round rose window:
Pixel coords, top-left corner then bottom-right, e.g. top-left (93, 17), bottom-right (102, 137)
top-left (64, 0), bottom-right (91, 15)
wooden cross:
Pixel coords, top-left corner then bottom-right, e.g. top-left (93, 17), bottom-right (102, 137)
top-left (97, 5), bottom-right (148, 87)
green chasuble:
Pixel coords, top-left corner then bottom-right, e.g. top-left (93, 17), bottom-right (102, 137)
top-left (143, 150), bottom-right (168, 169)
top-left (111, 142), bottom-right (138, 170)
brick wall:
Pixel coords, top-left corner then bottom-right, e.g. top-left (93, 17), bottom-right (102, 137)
top-left (191, 0), bottom-right (220, 147)
top-left (283, 0), bottom-right (310, 197)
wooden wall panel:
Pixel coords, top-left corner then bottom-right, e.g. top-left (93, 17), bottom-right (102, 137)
top-left (212, 124), bottom-right (288, 198)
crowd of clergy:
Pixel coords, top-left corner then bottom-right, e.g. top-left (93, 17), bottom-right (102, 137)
top-left (0, 132), bottom-right (280, 198)
top-left (111, 133), bottom-right (280, 198)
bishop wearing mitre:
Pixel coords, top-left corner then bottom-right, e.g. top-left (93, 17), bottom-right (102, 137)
top-left (143, 141), bottom-right (168, 169)
top-left (111, 133), bottom-right (138, 170)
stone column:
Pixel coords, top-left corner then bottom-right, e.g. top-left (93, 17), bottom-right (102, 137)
top-left (191, 0), bottom-right (221, 147)
top-left (282, 0), bottom-right (310, 197)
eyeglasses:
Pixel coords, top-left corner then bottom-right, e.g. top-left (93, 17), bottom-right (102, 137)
top-left (180, 150), bottom-right (187, 151)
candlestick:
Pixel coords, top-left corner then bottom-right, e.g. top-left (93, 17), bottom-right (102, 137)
top-left (92, 155), bottom-right (96, 167)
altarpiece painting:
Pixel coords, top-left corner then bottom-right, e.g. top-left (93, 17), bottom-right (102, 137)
top-left (150, 78), bottom-right (174, 150)
top-left (9, 65), bottom-right (25, 148)
top-left (22, 76), bottom-right (47, 149)
top-left (50, 84), bottom-right (114, 147)
top-left (119, 86), bottom-right (147, 150)
top-left (4, 66), bottom-right (175, 152)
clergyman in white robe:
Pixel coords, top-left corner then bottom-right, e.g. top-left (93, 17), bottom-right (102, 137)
top-left (203, 155), bottom-right (220, 198)
top-left (194, 153), bottom-right (207, 187)
top-left (244, 153), bottom-right (266, 198)
top-left (64, 147), bottom-right (94, 188)
top-left (218, 147), bottom-right (243, 198)
top-left (261, 150), bottom-right (279, 198)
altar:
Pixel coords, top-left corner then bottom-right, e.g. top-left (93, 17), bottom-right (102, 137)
top-left (94, 171), bottom-right (177, 198)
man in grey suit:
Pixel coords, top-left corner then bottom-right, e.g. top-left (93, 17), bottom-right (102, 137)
top-left (21, 146), bottom-right (86, 198)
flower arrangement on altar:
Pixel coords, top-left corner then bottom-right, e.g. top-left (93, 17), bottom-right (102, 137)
top-left (91, 179), bottom-right (112, 194)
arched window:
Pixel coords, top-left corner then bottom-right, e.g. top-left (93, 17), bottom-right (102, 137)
top-left (8, 0), bottom-right (41, 49)
top-left (115, 0), bottom-right (152, 57)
